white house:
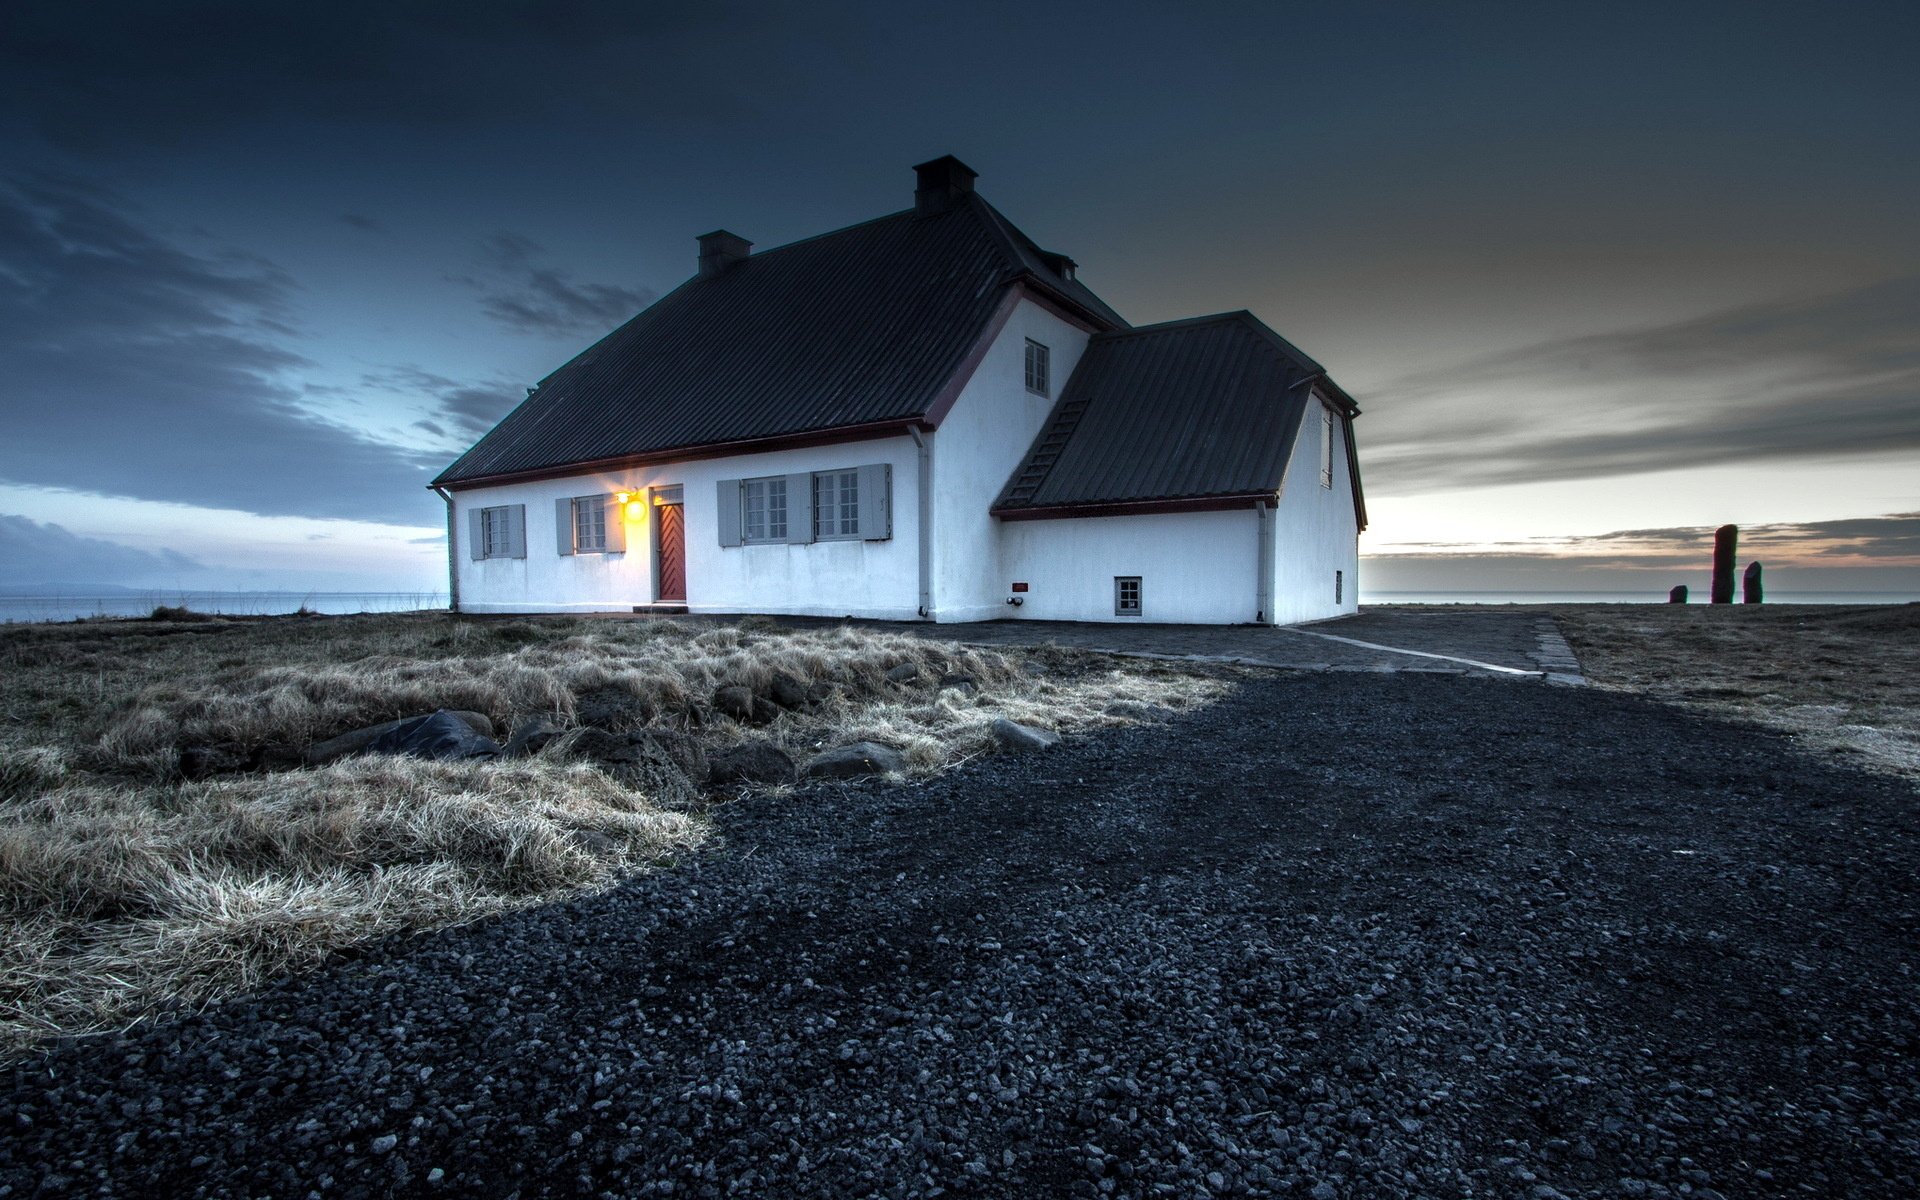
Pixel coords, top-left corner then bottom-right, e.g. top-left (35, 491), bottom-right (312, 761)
top-left (432, 157), bottom-right (1365, 625)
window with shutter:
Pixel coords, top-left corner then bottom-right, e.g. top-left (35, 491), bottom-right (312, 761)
top-left (481, 506), bottom-right (512, 558)
top-left (572, 496), bottom-right (607, 553)
top-left (740, 476), bottom-right (788, 543)
top-left (812, 469), bottom-right (861, 539)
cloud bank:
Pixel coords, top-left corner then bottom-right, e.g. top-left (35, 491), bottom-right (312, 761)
top-left (1363, 277), bottom-right (1920, 495)
top-left (0, 178), bottom-right (444, 525)
top-left (0, 514), bottom-right (201, 587)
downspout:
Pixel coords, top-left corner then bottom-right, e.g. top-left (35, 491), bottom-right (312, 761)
top-left (432, 485), bottom-right (459, 613)
top-left (908, 426), bottom-right (934, 620)
top-left (1255, 498), bottom-right (1275, 625)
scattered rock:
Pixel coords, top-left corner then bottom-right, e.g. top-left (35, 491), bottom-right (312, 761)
top-left (501, 716), bottom-right (564, 758)
top-left (713, 686), bottom-right (756, 722)
top-left (305, 711), bottom-right (495, 765)
top-left (177, 742), bottom-right (250, 780)
top-left (751, 696), bottom-right (781, 725)
top-left (990, 718), bottom-right (1060, 752)
top-left (806, 741), bottom-right (907, 780)
top-left (806, 681), bottom-right (837, 706)
top-left (573, 686), bottom-right (648, 731)
top-left (885, 662), bottom-right (921, 684)
top-left (767, 671), bottom-right (810, 710)
top-left (706, 740), bottom-right (796, 786)
top-left (938, 674), bottom-right (978, 695)
top-left (567, 728), bottom-right (702, 806)
top-left (362, 711), bottom-right (502, 761)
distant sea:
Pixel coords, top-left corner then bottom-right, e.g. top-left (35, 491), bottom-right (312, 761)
top-left (0, 591), bottom-right (449, 625)
top-left (1362, 590), bottom-right (1920, 606)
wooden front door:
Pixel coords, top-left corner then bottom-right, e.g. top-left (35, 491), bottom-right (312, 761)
top-left (656, 503), bottom-right (686, 603)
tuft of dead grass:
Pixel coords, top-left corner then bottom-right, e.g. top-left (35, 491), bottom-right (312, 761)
top-left (0, 756), bottom-right (701, 1053)
top-left (0, 612), bottom-right (1230, 1056)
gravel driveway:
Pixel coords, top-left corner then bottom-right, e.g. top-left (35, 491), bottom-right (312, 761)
top-left (6, 671), bottom-right (1918, 1199)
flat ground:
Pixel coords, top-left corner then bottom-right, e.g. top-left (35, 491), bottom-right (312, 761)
top-left (4, 608), bottom-right (1917, 1199)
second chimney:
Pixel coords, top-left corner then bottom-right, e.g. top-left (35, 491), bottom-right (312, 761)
top-left (697, 229), bottom-right (752, 278)
top-left (913, 155), bottom-right (977, 216)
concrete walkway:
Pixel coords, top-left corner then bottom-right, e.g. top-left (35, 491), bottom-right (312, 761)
top-left (911, 606), bottom-right (1583, 683)
top-left (607, 605), bottom-right (1582, 683)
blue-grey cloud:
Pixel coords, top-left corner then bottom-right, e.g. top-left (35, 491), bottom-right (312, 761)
top-left (0, 2), bottom-right (816, 153)
top-left (458, 234), bottom-right (655, 339)
top-left (339, 213), bottom-right (386, 234)
top-left (362, 366), bottom-right (523, 442)
top-left (0, 178), bottom-right (443, 524)
top-left (0, 514), bottom-right (201, 588)
top-left (1364, 277), bottom-right (1920, 493)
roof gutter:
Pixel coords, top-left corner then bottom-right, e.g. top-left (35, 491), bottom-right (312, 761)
top-left (432, 418), bottom-right (923, 491)
top-left (991, 492), bottom-right (1275, 521)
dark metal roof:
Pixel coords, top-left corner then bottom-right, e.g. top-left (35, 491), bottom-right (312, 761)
top-left (992, 311), bottom-right (1364, 520)
top-left (434, 190), bottom-right (1125, 487)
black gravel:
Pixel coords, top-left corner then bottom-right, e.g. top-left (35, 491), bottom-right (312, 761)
top-left (5, 673), bottom-right (1919, 1199)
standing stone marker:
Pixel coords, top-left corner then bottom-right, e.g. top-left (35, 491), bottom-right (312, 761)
top-left (1711, 524), bottom-right (1738, 605)
top-left (1668, 585), bottom-right (1689, 604)
top-left (1744, 561), bottom-right (1764, 605)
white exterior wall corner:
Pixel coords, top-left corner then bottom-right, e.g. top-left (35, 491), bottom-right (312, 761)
top-left (1268, 397), bottom-right (1361, 624)
top-left (996, 509), bottom-right (1264, 624)
top-left (450, 434), bottom-right (924, 619)
top-left (925, 296), bottom-right (1095, 623)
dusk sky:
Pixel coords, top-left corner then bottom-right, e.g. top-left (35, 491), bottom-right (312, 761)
top-left (2, 1), bottom-right (1916, 597)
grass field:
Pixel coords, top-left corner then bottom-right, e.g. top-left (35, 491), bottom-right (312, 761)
top-left (0, 612), bottom-right (1225, 1055)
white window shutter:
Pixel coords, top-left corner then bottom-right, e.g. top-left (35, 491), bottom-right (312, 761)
top-left (716, 479), bottom-right (743, 547)
top-left (469, 508), bottom-right (485, 560)
top-left (604, 494), bottom-right (627, 552)
top-left (508, 504), bottom-right (527, 558)
top-left (555, 498), bottom-right (575, 555)
top-left (856, 463), bottom-right (891, 540)
top-left (784, 473), bottom-right (814, 543)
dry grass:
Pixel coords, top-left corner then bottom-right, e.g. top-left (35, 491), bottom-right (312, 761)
top-left (1552, 602), bottom-right (1920, 780)
top-left (0, 612), bottom-right (1226, 1055)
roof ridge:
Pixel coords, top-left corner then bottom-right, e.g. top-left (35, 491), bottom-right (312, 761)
top-left (1094, 309), bottom-right (1325, 375)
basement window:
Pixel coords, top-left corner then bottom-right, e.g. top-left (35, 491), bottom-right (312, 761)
top-left (1115, 576), bottom-right (1142, 617)
top-left (1025, 338), bottom-right (1051, 397)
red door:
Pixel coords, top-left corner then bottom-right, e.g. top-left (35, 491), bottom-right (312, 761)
top-left (656, 503), bottom-right (686, 603)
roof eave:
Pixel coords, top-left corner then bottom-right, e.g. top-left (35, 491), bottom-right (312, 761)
top-left (990, 492), bottom-right (1277, 521)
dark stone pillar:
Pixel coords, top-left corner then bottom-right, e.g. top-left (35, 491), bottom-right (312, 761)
top-left (1711, 525), bottom-right (1738, 604)
top-left (1668, 585), bottom-right (1689, 604)
top-left (1744, 561), bottom-right (1763, 605)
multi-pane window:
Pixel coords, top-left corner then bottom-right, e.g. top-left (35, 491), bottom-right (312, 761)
top-left (1115, 576), bottom-right (1142, 617)
top-left (1319, 406), bottom-right (1335, 488)
top-left (571, 495), bottom-right (606, 553)
top-left (813, 469), bottom-right (860, 539)
top-left (1024, 338), bottom-right (1050, 397)
top-left (481, 506), bottom-right (513, 558)
top-left (742, 476), bottom-right (788, 543)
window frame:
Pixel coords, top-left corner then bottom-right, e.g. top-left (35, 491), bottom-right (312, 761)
top-left (481, 505), bottom-right (513, 559)
top-left (570, 495), bottom-right (608, 554)
top-left (812, 468), bottom-right (862, 541)
top-left (740, 475), bottom-right (789, 544)
top-left (1024, 338), bottom-right (1051, 397)
top-left (1115, 575), bottom-right (1142, 618)
top-left (1319, 405), bottom-right (1335, 489)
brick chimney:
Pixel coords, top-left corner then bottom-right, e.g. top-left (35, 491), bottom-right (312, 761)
top-left (913, 155), bottom-right (977, 216)
top-left (697, 230), bottom-right (751, 277)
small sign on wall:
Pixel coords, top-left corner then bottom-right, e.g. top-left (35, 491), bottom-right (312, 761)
top-left (1010, 582), bottom-right (1029, 592)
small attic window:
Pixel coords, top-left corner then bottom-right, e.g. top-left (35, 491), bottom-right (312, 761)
top-left (1025, 339), bottom-right (1051, 397)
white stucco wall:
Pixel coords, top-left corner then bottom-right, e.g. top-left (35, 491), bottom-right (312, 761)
top-left (927, 296), bottom-right (1095, 623)
top-left (1269, 394), bottom-right (1361, 624)
top-left (451, 434), bottom-right (924, 619)
top-left (995, 509), bottom-right (1264, 624)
